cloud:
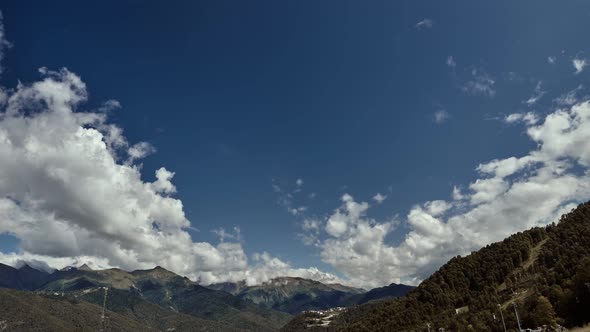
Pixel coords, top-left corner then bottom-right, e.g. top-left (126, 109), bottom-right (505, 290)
top-left (299, 219), bottom-right (322, 247)
top-left (504, 112), bottom-right (539, 125)
top-left (525, 81), bottom-right (546, 106)
top-left (547, 56), bottom-right (556, 65)
top-left (433, 110), bottom-right (450, 124)
top-left (98, 99), bottom-right (121, 113)
top-left (573, 57), bottom-right (588, 74)
top-left (415, 19), bottom-right (433, 30)
top-left (373, 193), bottom-right (387, 204)
top-left (302, 100), bottom-right (590, 288)
top-left (212, 226), bottom-right (242, 242)
top-left (554, 85), bottom-right (584, 106)
top-left (462, 68), bottom-right (496, 98)
top-left (0, 11), bottom-right (11, 76)
top-left (127, 141), bottom-right (156, 164)
top-left (446, 56), bottom-right (456, 68)
top-left (272, 178), bottom-right (309, 216)
top-left (0, 66), bottom-right (340, 286)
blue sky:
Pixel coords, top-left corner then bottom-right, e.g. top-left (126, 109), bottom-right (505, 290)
top-left (1, 1), bottom-right (590, 287)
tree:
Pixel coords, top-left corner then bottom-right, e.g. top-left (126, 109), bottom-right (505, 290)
top-left (525, 296), bottom-right (557, 328)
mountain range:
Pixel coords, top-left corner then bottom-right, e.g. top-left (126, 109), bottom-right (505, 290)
top-left (208, 277), bottom-right (413, 314)
top-left (2, 198), bottom-right (589, 332)
top-left (0, 261), bottom-right (413, 331)
top-left (7, 200), bottom-right (589, 332)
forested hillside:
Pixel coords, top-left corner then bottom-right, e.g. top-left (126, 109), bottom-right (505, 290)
top-left (282, 201), bottom-right (590, 331)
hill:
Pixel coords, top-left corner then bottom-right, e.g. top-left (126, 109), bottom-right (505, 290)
top-left (0, 288), bottom-right (152, 331)
top-left (282, 201), bottom-right (590, 331)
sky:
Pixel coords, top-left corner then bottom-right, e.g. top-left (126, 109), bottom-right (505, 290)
top-left (0, 0), bottom-right (590, 288)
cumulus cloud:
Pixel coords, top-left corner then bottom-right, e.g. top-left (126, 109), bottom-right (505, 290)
top-left (415, 19), bottom-right (433, 30)
top-left (0, 65), bottom-right (337, 286)
top-left (462, 68), bottom-right (496, 98)
top-left (547, 56), bottom-right (556, 65)
top-left (301, 100), bottom-right (590, 288)
top-left (573, 57), bottom-right (587, 74)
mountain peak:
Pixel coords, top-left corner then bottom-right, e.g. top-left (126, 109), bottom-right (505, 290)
top-left (17, 263), bottom-right (33, 270)
top-left (78, 264), bottom-right (92, 271)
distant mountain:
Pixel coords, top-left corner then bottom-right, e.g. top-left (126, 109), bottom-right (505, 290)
top-left (0, 263), bottom-right (49, 290)
top-left (36, 265), bottom-right (291, 331)
top-left (345, 282), bottom-right (416, 305)
top-left (0, 264), bottom-right (291, 331)
top-left (282, 201), bottom-right (590, 331)
top-left (0, 262), bottom-right (415, 330)
top-left (207, 276), bottom-right (413, 314)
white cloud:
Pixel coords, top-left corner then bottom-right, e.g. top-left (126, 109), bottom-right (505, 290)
top-left (504, 112), bottom-right (539, 125)
top-left (373, 193), bottom-right (387, 204)
top-left (525, 81), bottom-right (546, 106)
top-left (446, 56), bottom-right (456, 68)
top-left (304, 100), bottom-right (590, 288)
top-left (452, 186), bottom-right (464, 200)
top-left (127, 141), bottom-right (156, 164)
top-left (98, 99), bottom-right (121, 112)
top-left (0, 66), bottom-right (337, 286)
top-left (415, 19), bottom-right (433, 30)
top-left (299, 218), bottom-right (322, 246)
top-left (573, 57), bottom-right (588, 74)
top-left (554, 85), bottom-right (584, 106)
top-left (289, 206), bottom-right (308, 216)
top-left (433, 110), bottom-right (450, 124)
top-left (212, 226), bottom-right (242, 242)
top-left (462, 68), bottom-right (496, 98)
top-left (273, 178), bottom-right (309, 216)
top-left (547, 56), bottom-right (556, 65)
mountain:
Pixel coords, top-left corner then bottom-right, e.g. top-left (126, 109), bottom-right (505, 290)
top-left (345, 282), bottom-right (416, 305)
top-left (0, 288), bottom-right (152, 332)
top-left (35, 265), bottom-right (291, 331)
top-left (282, 201), bottom-right (590, 331)
top-left (0, 287), bottom-right (249, 332)
top-left (0, 263), bottom-right (50, 290)
top-left (207, 276), bottom-right (413, 315)
top-left (0, 263), bottom-right (291, 331)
